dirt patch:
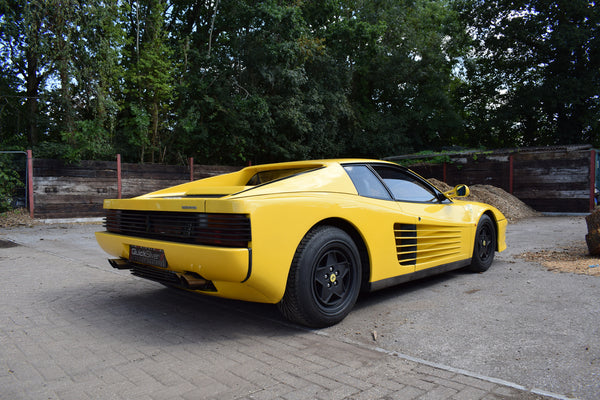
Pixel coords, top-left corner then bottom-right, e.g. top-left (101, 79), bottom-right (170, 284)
top-left (427, 178), bottom-right (539, 222)
top-left (518, 241), bottom-right (600, 277)
top-left (0, 209), bottom-right (35, 228)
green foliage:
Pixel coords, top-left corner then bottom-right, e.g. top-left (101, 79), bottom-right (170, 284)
top-left (0, 155), bottom-right (23, 212)
top-left (1, 0), bottom-right (598, 164)
top-left (455, 0), bottom-right (600, 148)
top-left (396, 152), bottom-right (452, 167)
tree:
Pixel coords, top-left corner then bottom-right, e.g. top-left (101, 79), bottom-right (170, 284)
top-left (169, 0), bottom-right (353, 164)
top-left (120, 0), bottom-right (175, 163)
top-left (67, 0), bottom-right (126, 160)
top-left (321, 0), bottom-right (469, 157)
top-left (456, 0), bottom-right (600, 147)
top-left (0, 0), bottom-right (53, 147)
top-left (0, 0), bottom-right (127, 160)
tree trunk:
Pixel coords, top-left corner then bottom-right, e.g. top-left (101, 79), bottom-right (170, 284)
top-left (585, 209), bottom-right (600, 255)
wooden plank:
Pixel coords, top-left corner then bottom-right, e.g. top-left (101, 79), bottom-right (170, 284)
top-left (445, 162), bottom-right (510, 190)
top-left (34, 177), bottom-right (117, 195)
top-left (35, 204), bottom-right (104, 218)
top-left (34, 159), bottom-right (117, 178)
top-left (121, 178), bottom-right (189, 198)
top-left (410, 164), bottom-right (445, 181)
top-left (522, 197), bottom-right (589, 213)
top-left (513, 150), bottom-right (590, 162)
top-left (513, 190), bottom-right (588, 199)
top-left (34, 193), bottom-right (109, 204)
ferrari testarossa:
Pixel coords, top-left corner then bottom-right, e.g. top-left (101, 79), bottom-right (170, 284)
top-left (96, 159), bottom-right (507, 328)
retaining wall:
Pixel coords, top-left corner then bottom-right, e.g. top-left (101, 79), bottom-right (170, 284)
top-left (32, 159), bottom-right (239, 219)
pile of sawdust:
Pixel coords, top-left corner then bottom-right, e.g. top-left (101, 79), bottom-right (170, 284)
top-left (518, 242), bottom-right (600, 277)
top-left (0, 209), bottom-right (35, 228)
top-left (427, 178), bottom-right (538, 222)
top-left (468, 185), bottom-right (539, 221)
top-left (427, 178), bottom-right (453, 192)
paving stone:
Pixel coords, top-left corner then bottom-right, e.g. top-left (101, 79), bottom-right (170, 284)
top-left (315, 384), bottom-right (362, 400)
top-left (0, 225), bottom-right (558, 400)
top-left (418, 384), bottom-right (460, 399)
top-left (394, 372), bottom-right (438, 391)
top-left (451, 385), bottom-right (489, 400)
top-left (389, 385), bottom-right (426, 399)
top-left (244, 383), bottom-right (295, 400)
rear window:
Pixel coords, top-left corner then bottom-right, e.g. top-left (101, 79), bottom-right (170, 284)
top-left (343, 165), bottom-right (392, 200)
top-left (246, 168), bottom-right (317, 186)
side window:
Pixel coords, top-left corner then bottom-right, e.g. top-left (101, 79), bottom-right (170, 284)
top-left (371, 166), bottom-right (440, 203)
top-left (344, 165), bottom-right (392, 200)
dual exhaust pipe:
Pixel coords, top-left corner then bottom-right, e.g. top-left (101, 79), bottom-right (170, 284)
top-left (108, 258), bottom-right (208, 289)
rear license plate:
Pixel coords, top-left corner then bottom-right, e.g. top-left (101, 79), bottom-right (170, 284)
top-left (129, 245), bottom-right (168, 268)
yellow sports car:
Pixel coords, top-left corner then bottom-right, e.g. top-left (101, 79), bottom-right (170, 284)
top-left (96, 159), bottom-right (506, 327)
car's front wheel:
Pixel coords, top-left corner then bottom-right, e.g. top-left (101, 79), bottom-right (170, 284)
top-left (278, 225), bottom-right (362, 328)
top-left (468, 214), bottom-right (496, 272)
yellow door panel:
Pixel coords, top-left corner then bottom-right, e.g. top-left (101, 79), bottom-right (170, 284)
top-left (398, 202), bottom-right (474, 271)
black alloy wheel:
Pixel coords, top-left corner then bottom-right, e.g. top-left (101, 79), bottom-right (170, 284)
top-left (312, 246), bottom-right (354, 312)
top-left (468, 214), bottom-right (496, 272)
top-left (278, 225), bottom-right (362, 328)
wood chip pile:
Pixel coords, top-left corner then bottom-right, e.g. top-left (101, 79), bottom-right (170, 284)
top-left (427, 179), bottom-right (539, 222)
top-left (518, 242), bottom-right (600, 277)
top-left (0, 209), bottom-right (35, 228)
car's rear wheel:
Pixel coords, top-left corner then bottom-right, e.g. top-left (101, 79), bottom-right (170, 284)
top-left (468, 214), bottom-right (496, 272)
top-left (278, 226), bottom-right (361, 328)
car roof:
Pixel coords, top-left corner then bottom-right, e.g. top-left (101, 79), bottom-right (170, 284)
top-left (138, 159), bottom-right (404, 199)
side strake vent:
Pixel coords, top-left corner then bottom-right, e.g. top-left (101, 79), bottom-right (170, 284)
top-left (104, 210), bottom-right (251, 248)
top-left (395, 224), bottom-right (417, 266)
top-left (394, 223), bottom-right (462, 266)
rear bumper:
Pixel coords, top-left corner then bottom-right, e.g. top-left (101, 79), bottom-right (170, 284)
top-left (497, 218), bottom-right (508, 252)
top-left (95, 231), bottom-right (251, 283)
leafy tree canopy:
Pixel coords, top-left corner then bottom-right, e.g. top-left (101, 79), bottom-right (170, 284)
top-left (0, 0), bottom-right (598, 164)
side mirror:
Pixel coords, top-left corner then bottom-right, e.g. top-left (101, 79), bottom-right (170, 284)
top-left (444, 184), bottom-right (470, 199)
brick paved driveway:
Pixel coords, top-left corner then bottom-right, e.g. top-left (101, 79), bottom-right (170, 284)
top-left (0, 222), bottom-right (569, 399)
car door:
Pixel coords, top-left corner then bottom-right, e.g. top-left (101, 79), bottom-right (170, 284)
top-left (343, 164), bottom-right (417, 279)
top-left (369, 164), bottom-right (474, 272)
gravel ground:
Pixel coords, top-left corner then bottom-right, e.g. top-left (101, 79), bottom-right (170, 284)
top-left (323, 215), bottom-right (599, 400)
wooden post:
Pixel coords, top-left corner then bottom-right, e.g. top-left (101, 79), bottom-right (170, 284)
top-left (189, 157), bottom-right (194, 182)
top-left (27, 150), bottom-right (34, 219)
top-left (509, 154), bottom-right (514, 195)
top-left (590, 149), bottom-right (596, 212)
top-left (117, 154), bottom-right (122, 199)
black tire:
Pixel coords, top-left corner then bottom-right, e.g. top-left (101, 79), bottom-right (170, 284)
top-left (278, 226), bottom-right (362, 328)
top-left (468, 214), bottom-right (496, 272)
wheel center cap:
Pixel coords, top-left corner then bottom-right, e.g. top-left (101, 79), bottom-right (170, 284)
top-left (329, 274), bottom-right (337, 283)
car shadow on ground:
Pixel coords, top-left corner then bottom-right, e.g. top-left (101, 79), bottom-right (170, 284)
top-left (41, 265), bottom-right (473, 344)
top-left (353, 268), bottom-right (470, 312)
top-left (42, 279), bottom-right (298, 346)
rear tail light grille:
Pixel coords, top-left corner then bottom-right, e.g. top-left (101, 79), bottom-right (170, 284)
top-left (104, 210), bottom-right (251, 248)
